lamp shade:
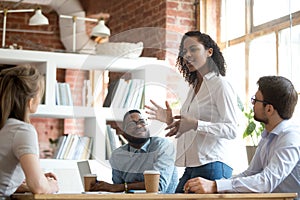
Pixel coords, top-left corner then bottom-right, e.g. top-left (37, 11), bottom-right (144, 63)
top-left (91, 20), bottom-right (110, 37)
top-left (29, 9), bottom-right (49, 26)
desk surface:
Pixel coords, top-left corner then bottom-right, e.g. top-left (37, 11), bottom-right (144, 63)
top-left (11, 193), bottom-right (298, 200)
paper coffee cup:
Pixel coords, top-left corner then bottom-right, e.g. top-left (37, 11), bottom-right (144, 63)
top-left (84, 174), bottom-right (97, 191)
top-left (143, 170), bottom-right (160, 193)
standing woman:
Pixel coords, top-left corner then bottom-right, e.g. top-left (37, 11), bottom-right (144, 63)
top-left (0, 65), bottom-right (59, 195)
top-left (145, 31), bottom-right (239, 193)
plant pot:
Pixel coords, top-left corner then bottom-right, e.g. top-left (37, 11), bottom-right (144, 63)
top-left (246, 146), bottom-right (257, 165)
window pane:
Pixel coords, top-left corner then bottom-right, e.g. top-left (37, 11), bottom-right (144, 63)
top-left (248, 34), bottom-right (277, 96)
top-left (223, 43), bottom-right (246, 104)
top-left (278, 24), bottom-right (300, 92)
top-left (253, 0), bottom-right (300, 26)
top-left (221, 0), bottom-right (245, 41)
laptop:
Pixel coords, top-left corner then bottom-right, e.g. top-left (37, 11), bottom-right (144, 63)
top-left (77, 160), bottom-right (113, 194)
top-left (77, 160), bottom-right (92, 187)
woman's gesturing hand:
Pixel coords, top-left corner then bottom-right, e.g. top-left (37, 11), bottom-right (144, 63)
top-left (145, 100), bottom-right (173, 125)
top-left (165, 115), bottom-right (198, 138)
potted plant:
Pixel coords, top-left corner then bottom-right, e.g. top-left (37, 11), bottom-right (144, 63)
top-left (237, 97), bottom-right (264, 164)
top-left (242, 108), bottom-right (265, 164)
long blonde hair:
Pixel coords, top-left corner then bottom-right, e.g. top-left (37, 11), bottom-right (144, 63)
top-left (0, 64), bottom-right (44, 129)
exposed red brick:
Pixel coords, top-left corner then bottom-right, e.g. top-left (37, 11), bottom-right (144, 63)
top-left (166, 1), bottom-right (179, 9)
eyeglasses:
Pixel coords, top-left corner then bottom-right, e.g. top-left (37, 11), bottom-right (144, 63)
top-left (124, 119), bottom-right (148, 131)
top-left (251, 96), bottom-right (269, 105)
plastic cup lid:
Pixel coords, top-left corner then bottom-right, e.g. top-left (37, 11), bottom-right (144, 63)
top-left (84, 174), bottom-right (97, 177)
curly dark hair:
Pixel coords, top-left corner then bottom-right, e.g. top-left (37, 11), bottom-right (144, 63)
top-left (176, 31), bottom-right (226, 88)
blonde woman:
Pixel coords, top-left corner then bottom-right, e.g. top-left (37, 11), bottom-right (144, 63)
top-left (0, 65), bottom-right (59, 195)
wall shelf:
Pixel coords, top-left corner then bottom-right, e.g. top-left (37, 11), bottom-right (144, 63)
top-left (0, 48), bottom-right (159, 72)
top-left (0, 48), bottom-right (173, 193)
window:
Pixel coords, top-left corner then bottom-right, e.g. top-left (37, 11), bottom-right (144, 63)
top-left (278, 25), bottom-right (300, 91)
top-left (219, 0), bottom-right (300, 110)
top-left (221, 0), bottom-right (245, 40)
top-left (223, 43), bottom-right (246, 101)
top-left (248, 34), bottom-right (277, 96)
top-left (253, 0), bottom-right (300, 26)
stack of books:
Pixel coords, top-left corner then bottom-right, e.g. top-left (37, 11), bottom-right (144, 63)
top-left (105, 125), bottom-right (121, 159)
top-left (55, 82), bottom-right (73, 106)
top-left (103, 78), bottom-right (145, 109)
top-left (54, 134), bottom-right (93, 160)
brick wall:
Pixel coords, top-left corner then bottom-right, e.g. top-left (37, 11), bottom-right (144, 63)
top-left (96, 0), bottom-right (167, 59)
top-left (0, 3), bottom-right (64, 51)
top-left (64, 69), bottom-right (89, 137)
top-left (165, 0), bottom-right (195, 109)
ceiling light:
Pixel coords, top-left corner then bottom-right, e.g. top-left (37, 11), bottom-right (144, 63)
top-left (91, 19), bottom-right (111, 37)
top-left (0, 7), bottom-right (49, 48)
top-left (29, 8), bottom-right (49, 26)
top-left (60, 15), bottom-right (111, 52)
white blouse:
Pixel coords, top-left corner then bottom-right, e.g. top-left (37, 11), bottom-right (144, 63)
top-left (175, 72), bottom-right (239, 167)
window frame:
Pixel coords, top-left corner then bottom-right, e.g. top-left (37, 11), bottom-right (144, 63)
top-left (198, 0), bottom-right (300, 101)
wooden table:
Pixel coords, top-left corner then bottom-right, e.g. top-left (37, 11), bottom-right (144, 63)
top-left (10, 193), bottom-right (298, 200)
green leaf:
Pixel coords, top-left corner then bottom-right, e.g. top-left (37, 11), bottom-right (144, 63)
top-left (242, 107), bottom-right (265, 146)
top-left (243, 121), bottom-right (256, 138)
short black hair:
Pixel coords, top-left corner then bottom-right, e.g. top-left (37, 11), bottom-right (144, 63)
top-left (122, 109), bottom-right (141, 130)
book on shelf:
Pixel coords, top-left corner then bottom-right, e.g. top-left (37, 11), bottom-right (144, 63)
top-left (136, 80), bottom-right (145, 109)
top-left (56, 134), bottom-right (72, 159)
top-left (130, 79), bottom-right (145, 108)
top-left (110, 79), bottom-right (127, 108)
top-left (65, 83), bottom-right (73, 106)
top-left (119, 79), bottom-right (133, 108)
top-left (103, 80), bottom-right (119, 107)
top-left (105, 129), bottom-right (111, 159)
top-left (103, 78), bottom-right (145, 108)
top-left (55, 82), bottom-right (73, 106)
top-left (105, 125), bottom-right (121, 159)
top-left (55, 81), bottom-right (60, 106)
top-left (54, 135), bottom-right (92, 160)
top-left (79, 136), bottom-right (93, 160)
top-left (61, 134), bottom-right (75, 159)
top-left (139, 87), bottom-right (145, 109)
top-left (40, 74), bottom-right (46, 104)
top-left (124, 79), bottom-right (145, 109)
top-left (82, 80), bottom-right (93, 107)
top-left (64, 134), bottom-right (79, 159)
top-left (123, 79), bottom-right (137, 108)
top-left (53, 135), bottom-right (67, 159)
top-left (86, 80), bottom-right (93, 107)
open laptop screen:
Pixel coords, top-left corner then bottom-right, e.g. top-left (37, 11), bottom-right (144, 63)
top-left (77, 160), bottom-right (92, 186)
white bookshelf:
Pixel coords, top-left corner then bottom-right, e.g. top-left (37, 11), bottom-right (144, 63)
top-left (0, 48), bottom-right (173, 192)
top-left (0, 48), bottom-right (171, 159)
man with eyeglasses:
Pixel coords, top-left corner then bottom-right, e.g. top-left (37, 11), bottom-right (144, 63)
top-left (90, 109), bottom-right (178, 193)
top-left (182, 76), bottom-right (300, 197)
